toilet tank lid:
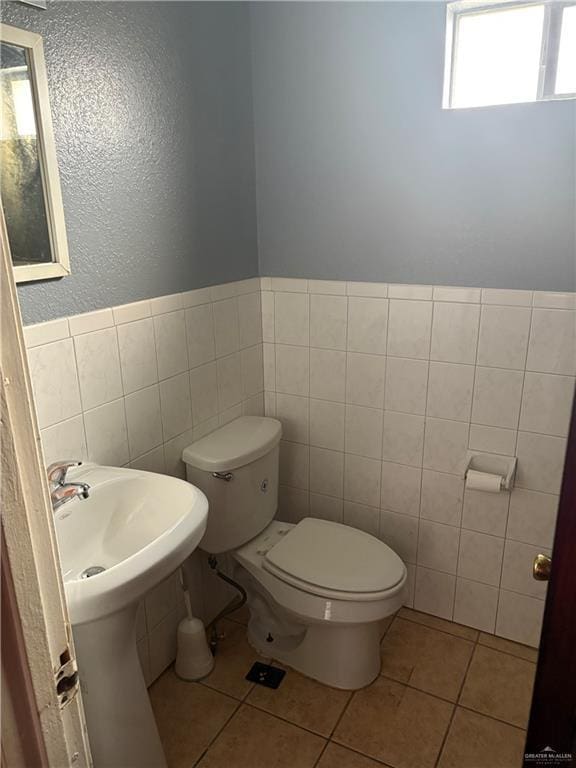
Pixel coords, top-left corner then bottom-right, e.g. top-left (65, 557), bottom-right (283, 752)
top-left (182, 417), bottom-right (282, 472)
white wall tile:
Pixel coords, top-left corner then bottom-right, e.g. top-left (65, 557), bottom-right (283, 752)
top-left (346, 352), bottom-right (386, 407)
top-left (430, 303), bottom-right (480, 364)
top-left (516, 431), bottom-right (567, 494)
top-left (159, 372), bottom-right (193, 440)
top-left (471, 367), bottom-right (524, 429)
top-left (236, 278), bottom-right (260, 296)
top-left (527, 309), bottom-right (576, 375)
top-left (519, 372), bottom-right (575, 437)
top-left (113, 300), bottom-right (151, 325)
top-left (278, 485), bottom-right (309, 524)
top-left (242, 393), bottom-right (265, 418)
top-left (343, 454), bottom-right (381, 507)
top-left (462, 489), bottom-right (510, 537)
top-left (125, 385), bottom-right (163, 459)
top-left (280, 441), bottom-right (310, 490)
top-left (385, 357), bottom-right (428, 415)
top-left (276, 344), bottom-right (309, 396)
top-left (153, 311), bottom-right (189, 380)
top-left (345, 404), bottom-right (383, 459)
top-left (40, 415), bottom-right (87, 467)
top-left (309, 493), bottom-right (343, 522)
top-left (241, 345), bottom-right (264, 398)
top-left (381, 461), bottom-right (422, 517)
top-left (347, 297), bottom-right (388, 354)
top-left (477, 306), bottom-right (531, 370)
top-left (501, 540), bottom-right (550, 599)
top-left (263, 342), bottom-right (276, 390)
top-left (507, 488), bottom-right (558, 549)
top-left (310, 295), bottom-right (347, 350)
top-left (117, 319), bottom-right (158, 394)
top-left (276, 393), bottom-right (309, 444)
top-left (414, 567), bottom-right (456, 620)
top-left (219, 404), bottom-right (242, 426)
top-left (404, 564), bottom-right (416, 607)
top-left (27, 338), bottom-right (82, 429)
top-left (213, 298), bottom-right (240, 358)
top-left (457, 529), bottom-right (504, 586)
top-left (379, 510), bottom-right (418, 564)
top-left (148, 611), bottom-right (179, 682)
top-left (433, 286), bottom-right (481, 303)
top-left (238, 292), bottom-right (263, 349)
top-left (420, 470), bottom-right (464, 526)
top-left (185, 304), bottom-right (215, 368)
top-left (310, 348), bottom-right (346, 402)
top-left (24, 317), bottom-right (69, 348)
top-left (382, 411), bottom-right (425, 467)
top-left (532, 291), bottom-right (576, 309)
top-left (271, 277), bottom-right (308, 293)
top-left (481, 289), bottom-right (532, 307)
top-left (84, 398), bottom-right (129, 466)
top-left (453, 579), bottom-right (498, 633)
top-left (210, 282), bottom-right (238, 302)
top-left (309, 398), bottom-right (344, 450)
top-left (74, 328), bottom-right (123, 411)
top-left (426, 362), bottom-right (474, 422)
top-left (423, 417), bottom-right (468, 475)
top-left (346, 281), bottom-right (388, 298)
top-left (164, 428), bottom-right (194, 479)
top-left (216, 353), bottom-right (243, 412)
top-left (389, 284), bottom-right (433, 300)
top-left (261, 291), bottom-right (275, 342)
top-left (189, 362), bottom-right (218, 425)
top-left (468, 424), bottom-right (517, 456)
top-left (130, 445), bottom-right (166, 474)
top-left (343, 501), bottom-right (379, 536)
top-left (150, 294), bottom-right (183, 316)
top-left (308, 279), bottom-right (347, 295)
top-left (275, 292), bottom-right (309, 346)
top-left (387, 300), bottom-right (432, 360)
top-left (69, 308), bottom-right (114, 336)
top-left (496, 590), bottom-right (544, 648)
top-left (309, 446), bottom-right (344, 497)
top-left (417, 520), bottom-right (460, 574)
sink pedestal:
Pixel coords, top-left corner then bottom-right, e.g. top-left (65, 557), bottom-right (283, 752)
top-left (73, 603), bottom-right (167, 768)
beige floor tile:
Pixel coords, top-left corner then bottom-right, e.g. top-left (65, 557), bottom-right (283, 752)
top-left (150, 668), bottom-right (238, 768)
top-left (398, 607), bottom-right (479, 641)
top-left (201, 619), bottom-right (266, 700)
top-left (479, 632), bottom-right (538, 663)
top-left (437, 707), bottom-right (526, 768)
top-left (333, 676), bottom-right (453, 768)
top-left (460, 646), bottom-right (536, 728)
top-left (317, 742), bottom-right (387, 768)
top-left (381, 618), bottom-right (474, 701)
top-left (246, 666), bottom-right (352, 736)
top-left (197, 705), bottom-right (325, 768)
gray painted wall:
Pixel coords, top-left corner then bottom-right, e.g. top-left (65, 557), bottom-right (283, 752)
top-left (2, 1), bottom-right (258, 323)
top-left (251, 2), bottom-right (576, 290)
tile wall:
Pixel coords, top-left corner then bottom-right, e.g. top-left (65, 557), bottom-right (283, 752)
top-left (24, 275), bottom-right (575, 678)
top-left (261, 278), bottom-right (575, 648)
top-left (23, 278), bottom-right (263, 684)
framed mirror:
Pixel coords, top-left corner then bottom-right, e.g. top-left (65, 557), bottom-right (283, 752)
top-left (0, 24), bottom-right (70, 282)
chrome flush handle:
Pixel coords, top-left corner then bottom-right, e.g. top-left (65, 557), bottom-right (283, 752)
top-left (212, 471), bottom-right (233, 482)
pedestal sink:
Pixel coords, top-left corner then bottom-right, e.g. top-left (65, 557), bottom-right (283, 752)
top-left (54, 463), bottom-right (208, 768)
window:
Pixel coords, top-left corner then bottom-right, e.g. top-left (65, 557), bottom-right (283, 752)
top-left (444, 1), bottom-right (576, 108)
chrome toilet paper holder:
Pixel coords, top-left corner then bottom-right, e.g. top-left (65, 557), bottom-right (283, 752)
top-left (464, 453), bottom-right (517, 492)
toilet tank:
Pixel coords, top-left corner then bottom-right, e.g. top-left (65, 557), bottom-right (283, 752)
top-left (182, 417), bottom-right (282, 554)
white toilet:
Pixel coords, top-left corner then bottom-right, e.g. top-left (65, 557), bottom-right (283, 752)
top-left (183, 416), bottom-right (407, 690)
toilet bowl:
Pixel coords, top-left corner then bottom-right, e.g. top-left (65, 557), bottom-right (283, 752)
top-left (182, 416), bottom-right (407, 690)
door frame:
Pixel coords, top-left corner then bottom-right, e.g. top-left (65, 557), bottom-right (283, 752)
top-left (1, 213), bottom-right (92, 767)
top-left (524, 395), bottom-right (576, 766)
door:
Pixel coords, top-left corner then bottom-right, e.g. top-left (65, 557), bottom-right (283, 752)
top-left (1, 213), bottom-right (92, 766)
top-left (524, 395), bottom-right (576, 767)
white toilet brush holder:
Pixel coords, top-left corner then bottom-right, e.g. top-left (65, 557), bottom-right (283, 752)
top-left (175, 569), bottom-right (215, 681)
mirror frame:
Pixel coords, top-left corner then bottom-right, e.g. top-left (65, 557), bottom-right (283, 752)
top-left (0, 23), bottom-right (70, 283)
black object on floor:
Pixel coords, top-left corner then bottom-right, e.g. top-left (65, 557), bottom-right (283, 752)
top-left (245, 662), bottom-right (286, 689)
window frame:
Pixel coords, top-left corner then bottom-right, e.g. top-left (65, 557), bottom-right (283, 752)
top-left (443, 0), bottom-right (576, 109)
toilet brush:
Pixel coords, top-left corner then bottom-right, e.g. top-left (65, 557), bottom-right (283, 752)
top-left (175, 569), bottom-right (215, 681)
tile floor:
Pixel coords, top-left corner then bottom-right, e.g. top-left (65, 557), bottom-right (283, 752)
top-left (150, 606), bottom-right (537, 768)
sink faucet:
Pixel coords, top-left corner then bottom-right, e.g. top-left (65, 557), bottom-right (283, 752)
top-left (48, 461), bottom-right (90, 511)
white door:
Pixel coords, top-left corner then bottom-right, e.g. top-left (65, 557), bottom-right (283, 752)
top-left (1, 215), bottom-right (92, 767)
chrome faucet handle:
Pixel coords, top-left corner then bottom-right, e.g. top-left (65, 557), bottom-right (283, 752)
top-left (47, 460), bottom-right (83, 486)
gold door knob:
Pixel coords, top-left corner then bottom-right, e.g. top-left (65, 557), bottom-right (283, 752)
top-left (533, 553), bottom-right (552, 581)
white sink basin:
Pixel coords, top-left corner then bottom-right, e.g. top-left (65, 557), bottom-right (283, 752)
top-left (56, 464), bottom-right (208, 625)
top-left (53, 463), bottom-right (208, 768)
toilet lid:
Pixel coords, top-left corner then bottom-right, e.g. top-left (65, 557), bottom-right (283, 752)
top-left (263, 518), bottom-right (405, 595)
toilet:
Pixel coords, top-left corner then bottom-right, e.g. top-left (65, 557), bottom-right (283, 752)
top-left (182, 416), bottom-right (407, 690)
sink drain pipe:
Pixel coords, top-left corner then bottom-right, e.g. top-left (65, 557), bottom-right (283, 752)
top-left (206, 554), bottom-right (247, 655)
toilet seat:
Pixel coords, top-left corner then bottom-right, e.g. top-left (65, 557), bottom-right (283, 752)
top-left (262, 518), bottom-right (405, 602)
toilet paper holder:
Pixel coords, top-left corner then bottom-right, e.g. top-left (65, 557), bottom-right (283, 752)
top-left (464, 453), bottom-right (517, 492)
